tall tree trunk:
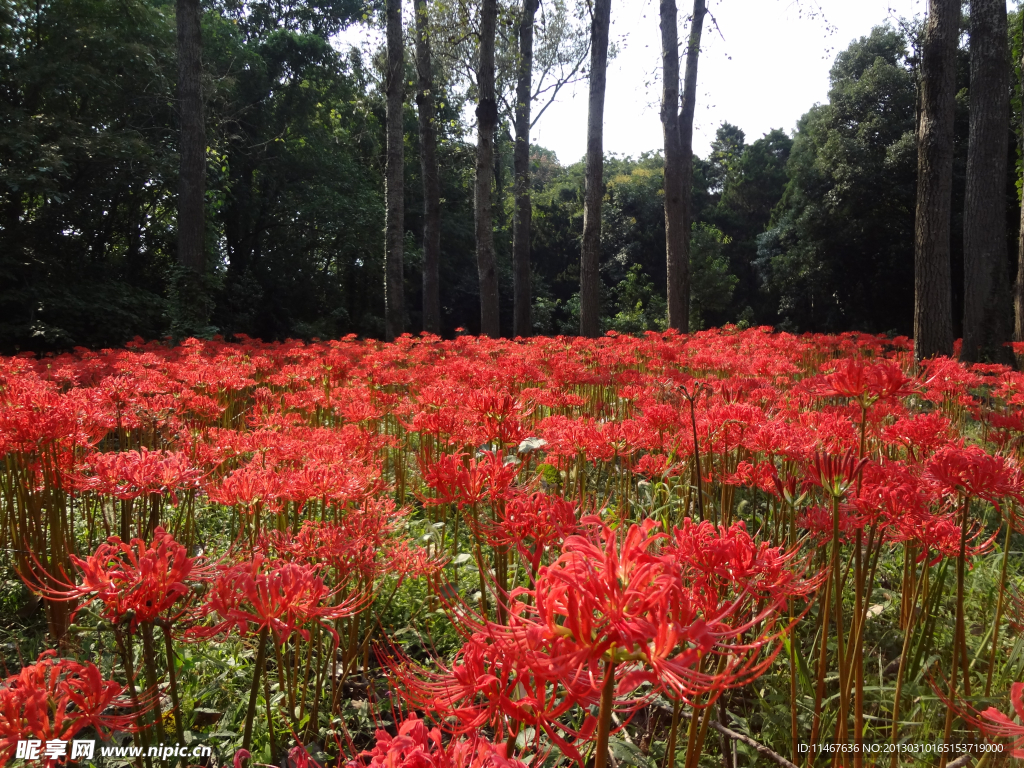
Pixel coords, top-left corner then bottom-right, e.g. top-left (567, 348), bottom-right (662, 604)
top-left (661, 0), bottom-right (684, 330)
top-left (414, 0), bottom-right (441, 336)
top-left (579, 0), bottom-right (612, 338)
top-left (384, 0), bottom-right (406, 341)
top-left (1014, 14), bottom-right (1024, 345)
top-left (677, 0), bottom-right (705, 331)
top-left (512, 0), bottom-right (539, 337)
top-left (963, 0), bottom-right (1011, 364)
top-left (913, 0), bottom-right (958, 361)
top-left (663, 0), bottom-right (705, 332)
top-left (176, 0), bottom-right (205, 273)
top-left (476, 0), bottom-right (501, 338)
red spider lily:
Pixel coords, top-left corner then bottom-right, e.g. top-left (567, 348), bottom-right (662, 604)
top-left (391, 517), bottom-right (803, 764)
top-left (803, 451), bottom-right (868, 499)
top-left (29, 527), bottom-right (206, 631)
top-left (723, 460), bottom-right (778, 495)
top-left (348, 714), bottom-right (528, 767)
top-left (807, 358), bottom-right (917, 404)
top-left (196, 556), bottom-right (365, 642)
top-left (925, 445), bottom-right (1024, 506)
top-left (881, 412), bottom-right (955, 458)
top-left (798, 503), bottom-right (867, 545)
top-left (919, 356), bottom-right (984, 407)
top-left (76, 448), bottom-right (202, 503)
top-left (265, 503), bottom-right (441, 587)
top-left (467, 390), bottom-right (530, 448)
top-left (421, 452), bottom-right (518, 510)
top-left (487, 493), bottom-right (579, 575)
top-left (934, 682), bottom-right (1024, 758)
top-left (665, 519), bottom-right (809, 598)
top-left (207, 463), bottom-right (285, 512)
top-left (0, 652), bottom-right (143, 766)
top-left (387, 635), bottom-right (592, 760)
top-left (518, 518), bottom-right (798, 703)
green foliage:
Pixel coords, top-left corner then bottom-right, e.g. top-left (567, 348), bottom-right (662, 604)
top-left (0, 0), bottom-right (178, 351)
top-left (608, 265), bottom-right (666, 334)
top-left (170, 265), bottom-right (219, 341)
top-left (707, 127), bottom-right (791, 326)
top-left (689, 223), bottom-right (737, 330)
top-left (758, 23), bottom-right (964, 336)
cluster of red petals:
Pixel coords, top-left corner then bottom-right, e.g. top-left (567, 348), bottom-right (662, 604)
top-left (35, 527), bottom-right (203, 630)
top-left (348, 715), bottom-right (527, 768)
top-left (0, 652), bottom-right (141, 766)
top-left (805, 358), bottom-right (918, 403)
top-left (264, 503), bottom-right (441, 587)
top-left (925, 445), bottom-right (1024, 506)
top-left (76, 447), bottom-right (201, 502)
top-left (493, 492), bottom-right (577, 575)
top-left (197, 555), bottom-right (364, 642)
top-left (422, 452), bottom-right (518, 510)
top-left (391, 517), bottom-right (809, 762)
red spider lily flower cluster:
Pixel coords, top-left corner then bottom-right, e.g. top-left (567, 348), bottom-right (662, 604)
top-left (198, 555), bottom-right (365, 642)
top-left (0, 652), bottom-right (142, 766)
top-left (32, 527), bottom-right (206, 631)
top-left (925, 445), bottom-right (1024, 507)
top-left (76, 448), bottom-right (202, 503)
top-left (348, 714), bottom-right (528, 768)
top-left (391, 517), bottom-right (809, 762)
top-left (806, 358), bottom-right (917, 404)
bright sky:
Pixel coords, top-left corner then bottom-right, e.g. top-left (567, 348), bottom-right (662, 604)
top-left (339, 0), bottom-right (1018, 165)
top-left (533, 0), bottom-right (931, 163)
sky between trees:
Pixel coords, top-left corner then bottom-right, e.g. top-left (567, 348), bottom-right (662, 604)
top-left (531, 0), bottom-right (1010, 161)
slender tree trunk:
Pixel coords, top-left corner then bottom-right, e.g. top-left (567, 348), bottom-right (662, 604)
top-left (1015, 14), bottom-right (1024, 345)
top-left (963, 0), bottom-right (1011, 364)
top-left (663, 0), bottom-right (704, 332)
top-left (476, 0), bottom-right (501, 338)
top-left (176, 0), bottom-right (205, 274)
top-left (579, 0), bottom-right (612, 337)
top-left (414, 0), bottom-right (441, 335)
top-left (913, 0), bottom-right (958, 361)
top-left (384, 0), bottom-right (406, 341)
top-left (1018, 189), bottom-right (1024, 342)
top-left (677, 0), bottom-right (705, 332)
top-left (661, 0), bottom-right (684, 330)
top-left (513, 0), bottom-right (539, 337)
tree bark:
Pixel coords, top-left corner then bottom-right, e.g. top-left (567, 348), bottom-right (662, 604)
top-left (1015, 14), bottom-right (1024, 346)
top-left (677, 0), bottom-right (705, 332)
top-left (512, 0), bottom-right (539, 338)
top-left (663, 0), bottom-right (705, 333)
top-left (963, 0), bottom-right (1011, 364)
top-left (661, 0), bottom-right (683, 331)
top-left (579, 0), bottom-right (612, 337)
top-left (384, 0), bottom-right (406, 341)
top-left (414, 0), bottom-right (441, 336)
top-left (176, 0), bottom-right (205, 273)
top-left (913, 0), bottom-right (957, 361)
top-left (476, 0), bottom-right (501, 338)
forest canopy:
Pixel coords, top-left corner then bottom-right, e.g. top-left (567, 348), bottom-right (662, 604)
top-left (0, 2), bottom-right (1020, 351)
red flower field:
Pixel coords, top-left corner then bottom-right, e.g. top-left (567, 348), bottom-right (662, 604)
top-left (1, 328), bottom-right (1023, 767)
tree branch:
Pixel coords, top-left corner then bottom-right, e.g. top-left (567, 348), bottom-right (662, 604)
top-left (705, 720), bottom-right (799, 768)
top-left (657, 705), bottom-right (797, 768)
